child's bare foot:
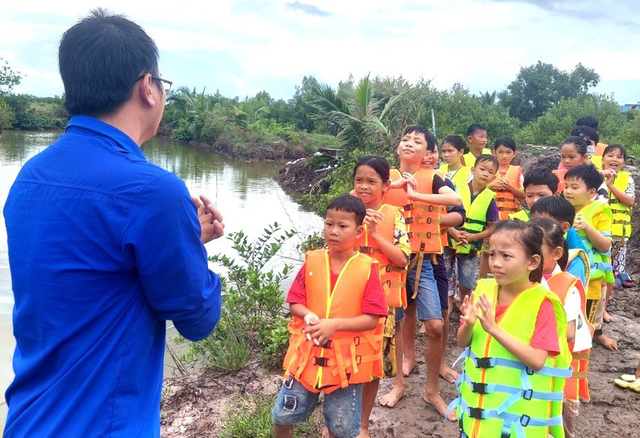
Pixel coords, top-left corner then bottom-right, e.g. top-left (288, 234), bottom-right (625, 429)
top-left (378, 384), bottom-right (406, 408)
top-left (356, 428), bottom-right (371, 438)
top-left (322, 426), bottom-right (329, 438)
top-left (424, 391), bottom-right (456, 421)
top-left (439, 363), bottom-right (460, 384)
top-left (594, 333), bottom-right (619, 351)
top-left (603, 310), bottom-right (616, 323)
top-left (402, 355), bottom-right (416, 377)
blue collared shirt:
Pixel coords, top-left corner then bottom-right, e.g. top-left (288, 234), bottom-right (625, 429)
top-left (3, 116), bottom-right (221, 437)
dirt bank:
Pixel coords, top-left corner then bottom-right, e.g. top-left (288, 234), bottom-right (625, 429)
top-left (161, 145), bottom-right (640, 437)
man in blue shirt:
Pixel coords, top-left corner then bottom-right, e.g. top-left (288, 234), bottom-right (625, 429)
top-left (3, 10), bottom-right (223, 437)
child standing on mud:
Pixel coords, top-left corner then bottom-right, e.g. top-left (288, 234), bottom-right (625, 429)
top-left (563, 165), bottom-right (617, 352)
top-left (383, 125), bottom-right (462, 420)
top-left (530, 217), bottom-right (593, 438)
top-left (450, 220), bottom-right (572, 438)
top-left (601, 144), bottom-right (635, 323)
top-left (350, 156), bottom-right (410, 436)
top-left (272, 195), bottom-right (388, 438)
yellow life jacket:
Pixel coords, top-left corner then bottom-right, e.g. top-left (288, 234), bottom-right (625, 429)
top-left (455, 186), bottom-right (496, 254)
top-left (384, 168), bottom-right (442, 255)
top-left (575, 201), bottom-right (613, 282)
top-left (354, 204), bottom-right (407, 308)
top-left (590, 143), bottom-right (607, 169)
top-left (608, 171), bottom-right (632, 238)
top-left (463, 148), bottom-right (492, 168)
top-left (282, 250), bottom-right (383, 393)
top-left (491, 165), bottom-right (522, 221)
top-left (448, 279), bottom-right (572, 438)
top-left (509, 209), bottom-right (530, 222)
top-left (546, 271), bottom-right (594, 402)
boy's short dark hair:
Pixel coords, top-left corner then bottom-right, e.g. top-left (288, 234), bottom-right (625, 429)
top-left (59, 8), bottom-right (160, 116)
top-left (530, 195), bottom-right (575, 225)
top-left (575, 116), bottom-right (599, 132)
top-left (603, 144), bottom-right (627, 161)
top-left (403, 125), bottom-right (437, 151)
top-left (467, 124), bottom-right (487, 137)
top-left (564, 164), bottom-right (604, 191)
top-left (571, 125), bottom-right (599, 145)
top-left (475, 154), bottom-right (498, 169)
top-left (493, 136), bottom-right (516, 152)
top-left (327, 195), bottom-right (366, 226)
top-left (523, 167), bottom-right (559, 193)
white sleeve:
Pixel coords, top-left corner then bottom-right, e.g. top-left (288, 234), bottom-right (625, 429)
top-left (563, 286), bottom-right (582, 323)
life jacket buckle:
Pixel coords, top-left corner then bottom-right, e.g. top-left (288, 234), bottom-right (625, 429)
top-left (313, 357), bottom-right (329, 367)
top-left (353, 336), bottom-right (361, 346)
top-left (475, 357), bottom-right (494, 369)
top-left (468, 407), bottom-right (484, 419)
top-left (322, 340), bottom-right (333, 349)
top-left (426, 217), bottom-right (432, 224)
top-left (405, 217), bottom-right (414, 224)
top-left (358, 246), bottom-right (372, 254)
top-left (356, 355), bottom-right (362, 365)
top-left (525, 366), bottom-right (535, 376)
top-left (471, 382), bottom-right (488, 394)
top-left (520, 414), bottom-right (531, 427)
top-left (403, 204), bottom-right (413, 211)
top-left (523, 389), bottom-right (533, 400)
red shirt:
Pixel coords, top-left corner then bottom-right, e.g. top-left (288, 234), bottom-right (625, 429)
top-left (286, 263), bottom-right (388, 317)
top-left (495, 299), bottom-right (560, 356)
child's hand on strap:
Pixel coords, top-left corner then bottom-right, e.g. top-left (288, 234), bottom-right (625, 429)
top-left (402, 172), bottom-right (418, 189)
top-left (476, 293), bottom-right (498, 336)
top-left (304, 312), bottom-right (320, 341)
top-left (304, 318), bottom-right (338, 347)
top-left (460, 293), bottom-right (478, 326)
top-left (364, 209), bottom-right (384, 236)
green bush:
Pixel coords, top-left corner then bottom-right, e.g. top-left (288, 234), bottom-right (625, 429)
top-left (181, 223), bottom-right (296, 372)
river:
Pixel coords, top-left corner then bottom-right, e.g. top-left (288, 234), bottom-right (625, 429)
top-left (0, 130), bottom-right (322, 427)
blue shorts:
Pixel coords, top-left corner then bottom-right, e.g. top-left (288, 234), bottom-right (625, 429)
top-left (406, 254), bottom-right (442, 321)
top-left (272, 375), bottom-right (362, 438)
top-left (456, 254), bottom-right (478, 291)
top-left (395, 306), bottom-right (405, 322)
top-left (432, 253), bottom-right (449, 311)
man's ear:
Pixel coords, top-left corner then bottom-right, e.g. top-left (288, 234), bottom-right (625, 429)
top-left (138, 74), bottom-right (158, 108)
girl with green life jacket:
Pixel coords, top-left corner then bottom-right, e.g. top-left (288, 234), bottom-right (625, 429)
top-left (448, 220), bottom-right (572, 438)
top-left (448, 155), bottom-right (499, 310)
top-left (601, 144), bottom-right (635, 322)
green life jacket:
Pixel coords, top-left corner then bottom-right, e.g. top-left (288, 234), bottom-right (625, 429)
top-left (608, 171), bottom-right (632, 238)
top-left (448, 279), bottom-right (572, 438)
top-left (463, 148), bottom-right (492, 168)
top-left (455, 187), bottom-right (495, 254)
top-left (508, 210), bottom-right (530, 222)
top-left (575, 201), bottom-right (612, 281)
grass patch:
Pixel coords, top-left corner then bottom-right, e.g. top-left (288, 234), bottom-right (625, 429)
top-left (220, 395), bottom-right (322, 438)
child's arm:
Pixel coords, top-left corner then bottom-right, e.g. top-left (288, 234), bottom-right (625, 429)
top-left (457, 293), bottom-right (477, 348)
top-left (367, 210), bottom-right (408, 268)
top-left (304, 314), bottom-right (380, 347)
top-left (506, 181), bottom-right (525, 200)
top-left (463, 222), bottom-right (495, 243)
top-left (406, 182), bottom-right (462, 207)
top-left (573, 214), bottom-right (611, 253)
top-left (606, 175), bottom-right (635, 208)
top-left (476, 294), bottom-right (549, 371)
top-left (290, 303), bottom-right (319, 323)
top-left (567, 320), bottom-right (576, 343)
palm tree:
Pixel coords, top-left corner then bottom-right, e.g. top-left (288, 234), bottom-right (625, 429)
top-left (479, 90), bottom-right (497, 106)
top-left (305, 74), bottom-right (408, 151)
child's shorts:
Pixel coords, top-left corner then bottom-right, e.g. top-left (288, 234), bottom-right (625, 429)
top-left (272, 375), bottom-right (362, 438)
top-left (406, 253), bottom-right (442, 321)
top-left (455, 254), bottom-right (478, 291)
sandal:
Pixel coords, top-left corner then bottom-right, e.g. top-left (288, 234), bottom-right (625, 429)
top-left (614, 376), bottom-right (640, 392)
top-left (618, 272), bottom-right (634, 288)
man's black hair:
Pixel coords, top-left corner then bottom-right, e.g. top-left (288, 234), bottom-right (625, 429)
top-left (59, 8), bottom-right (160, 116)
top-left (523, 167), bottom-right (559, 193)
top-left (530, 196), bottom-right (575, 225)
top-left (575, 116), bottom-right (599, 132)
top-left (475, 154), bottom-right (498, 169)
top-left (571, 125), bottom-right (599, 145)
top-left (327, 195), bottom-right (367, 226)
top-left (467, 124), bottom-right (487, 137)
top-left (564, 164), bottom-right (604, 191)
top-left (403, 125), bottom-right (437, 151)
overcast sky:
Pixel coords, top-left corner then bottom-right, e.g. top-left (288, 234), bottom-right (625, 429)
top-left (1, 0), bottom-right (638, 103)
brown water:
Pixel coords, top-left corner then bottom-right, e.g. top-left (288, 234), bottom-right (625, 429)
top-left (0, 130), bottom-right (321, 426)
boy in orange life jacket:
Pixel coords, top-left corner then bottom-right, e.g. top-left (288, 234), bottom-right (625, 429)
top-left (383, 126), bottom-right (462, 420)
top-left (272, 195), bottom-right (388, 438)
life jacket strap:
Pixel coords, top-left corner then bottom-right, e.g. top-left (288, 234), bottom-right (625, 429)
top-left (456, 347), bottom-right (572, 378)
top-left (356, 246), bottom-right (382, 254)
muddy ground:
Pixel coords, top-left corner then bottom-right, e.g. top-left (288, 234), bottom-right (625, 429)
top-left (162, 146), bottom-right (640, 437)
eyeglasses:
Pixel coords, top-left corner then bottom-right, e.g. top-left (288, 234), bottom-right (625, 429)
top-left (136, 74), bottom-right (173, 93)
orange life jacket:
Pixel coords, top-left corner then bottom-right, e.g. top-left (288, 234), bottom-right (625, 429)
top-left (546, 271), bottom-right (594, 401)
top-left (354, 204), bottom-right (407, 308)
top-left (383, 168), bottom-right (442, 255)
top-left (492, 165), bottom-right (522, 220)
top-left (554, 168), bottom-right (567, 193)
top-left (282, 250), bottom-right (384, 393)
